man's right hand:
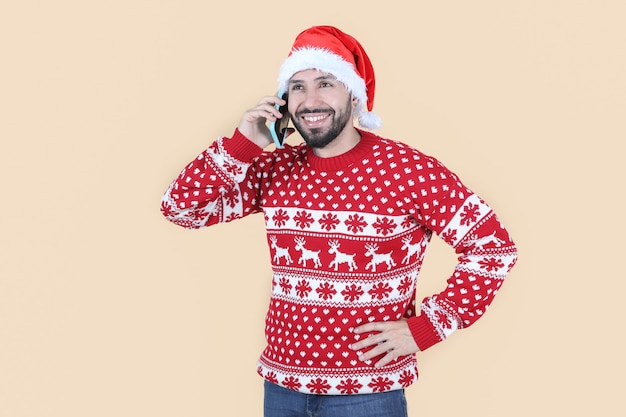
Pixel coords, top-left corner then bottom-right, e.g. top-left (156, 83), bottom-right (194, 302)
top-left (237, 95), bottom-right (288, 149)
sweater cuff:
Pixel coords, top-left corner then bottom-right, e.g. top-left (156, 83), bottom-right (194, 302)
top-left (408, 315), bottom-right (442, 351)
top-left (222, 129), bottom-right (265, 162)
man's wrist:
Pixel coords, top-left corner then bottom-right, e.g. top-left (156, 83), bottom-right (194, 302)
top-left (407, 315), bottom-right (441, 352)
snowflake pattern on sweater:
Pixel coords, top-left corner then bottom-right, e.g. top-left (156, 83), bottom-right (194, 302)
top-left (161, 129), bottom-right (517, 395)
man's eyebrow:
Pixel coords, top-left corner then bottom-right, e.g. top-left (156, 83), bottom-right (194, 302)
top-left (288, 74), bottom-right (338, 84)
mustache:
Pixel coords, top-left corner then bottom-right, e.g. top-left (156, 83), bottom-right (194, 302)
top-left (295, 108), bottom-right (334, 117)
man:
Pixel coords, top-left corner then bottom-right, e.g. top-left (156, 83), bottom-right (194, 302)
top-left (161, 26), bottom-right (517, 417)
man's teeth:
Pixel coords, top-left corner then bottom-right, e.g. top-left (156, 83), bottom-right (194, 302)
top-left (304, 115), bottom-right (326, 122)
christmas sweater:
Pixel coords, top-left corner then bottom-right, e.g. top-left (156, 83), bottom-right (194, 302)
top-left (161, 129), bottom-right (517, 395)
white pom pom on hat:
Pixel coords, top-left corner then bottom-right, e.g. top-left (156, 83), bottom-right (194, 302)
top-left (277, 26), bottom-right (382, 130)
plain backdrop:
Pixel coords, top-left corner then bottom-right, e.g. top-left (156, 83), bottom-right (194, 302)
top-left (1, 1), bottom-right (624, 416)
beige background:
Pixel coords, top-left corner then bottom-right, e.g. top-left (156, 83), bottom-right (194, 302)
top-left (1, 1), bottom-right (624, 416)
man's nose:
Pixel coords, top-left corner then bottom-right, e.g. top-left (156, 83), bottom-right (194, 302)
top-left (301, 89), bottom-right (323, 109)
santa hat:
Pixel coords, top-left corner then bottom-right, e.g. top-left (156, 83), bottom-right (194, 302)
top-left (277, 26), bottom-right (382, 130)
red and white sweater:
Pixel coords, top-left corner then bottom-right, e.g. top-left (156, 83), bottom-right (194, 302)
top-left (161, 129), bottom-right (517, 395)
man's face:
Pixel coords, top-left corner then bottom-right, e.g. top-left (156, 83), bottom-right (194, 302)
top-left (286, 69), bottom-right (354, 149)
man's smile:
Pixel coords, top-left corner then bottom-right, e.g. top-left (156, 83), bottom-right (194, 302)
top-left (303, 114), bottom-right (329, 122)
top-left (299, 112), bottom-right (333, 128)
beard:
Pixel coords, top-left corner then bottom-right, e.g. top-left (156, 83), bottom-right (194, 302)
top-left (291, 97), bottom-right (353, 149)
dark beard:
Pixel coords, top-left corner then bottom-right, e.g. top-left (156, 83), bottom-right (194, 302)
top-left (292, 98), bottom-right (352, 149)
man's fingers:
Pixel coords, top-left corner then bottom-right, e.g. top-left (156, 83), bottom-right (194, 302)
top-left (353, 341), bottom-right (400, 369)
top-left (353, 321), bottom-right (385, 334)
top-left (355, 342), bottom-right (388, 360)
top-left (372, 351), bottom-right (397, 369)
top-left (349, 330), bottom-right (387, 351)
top-left (244, 96), bottom-right (286, 122)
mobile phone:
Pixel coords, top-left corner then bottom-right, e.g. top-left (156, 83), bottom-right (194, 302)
top-left (269, 91), bottom-right (289, 148)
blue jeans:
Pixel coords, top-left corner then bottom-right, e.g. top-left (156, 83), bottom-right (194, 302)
top-left (263, 381), bottom-right (408, 417)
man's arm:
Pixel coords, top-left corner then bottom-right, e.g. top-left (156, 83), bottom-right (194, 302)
top-left (160, 95), bottom-right (290, 229)
top-left (407, 197), bottom-right (518, 350)
top-left (351, 158), bottom-right (518, 367)
top-left (160, 130), bottom-right (264, 229)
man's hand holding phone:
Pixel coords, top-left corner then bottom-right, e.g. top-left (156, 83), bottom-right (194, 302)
top-left (237, 92), bottom-right (291, 149)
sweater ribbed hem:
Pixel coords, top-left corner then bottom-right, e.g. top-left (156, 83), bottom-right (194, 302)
top-left (223, 129), bottom-right (265, 162)
top-left (408, 315), bottom-right (442, 351)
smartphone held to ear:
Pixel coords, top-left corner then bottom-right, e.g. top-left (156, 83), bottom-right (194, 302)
top-left (270, 91), bottom-right (290, 148)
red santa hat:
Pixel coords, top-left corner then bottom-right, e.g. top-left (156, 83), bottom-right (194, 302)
top-left (277, 26), bottom-right (382, 130)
